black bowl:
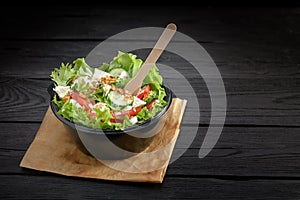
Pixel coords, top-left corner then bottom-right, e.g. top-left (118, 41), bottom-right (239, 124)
top-left (48, 84), bottom-right (173, 160)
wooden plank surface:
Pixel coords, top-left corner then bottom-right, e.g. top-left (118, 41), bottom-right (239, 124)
top-left (1, 6), bottom-right (299, 44)
top-left (1, 5), bottom-right (300, 199)
top-left (1, 77), bottom-right (299, 126)
top-left (1, 41), bottom-right (299, 79)
top-left (1, 123), bottom-right (300, 177)
top-left (1, 175), bottom-right (300, 200)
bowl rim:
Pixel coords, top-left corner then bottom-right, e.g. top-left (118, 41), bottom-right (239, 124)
top-left (49, 83), bottom-right (173, 135)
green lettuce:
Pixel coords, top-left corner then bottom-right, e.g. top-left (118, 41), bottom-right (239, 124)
top-left (57, 100), bottom-right (74, 121)
top-left (74, 58), bottom-right (94, 77)
top-left (71, 79), bottom-right (91, 96)
top-left (52, 51), bottom-right (168, 130)
top-left (136, 101), bottom-right (165, 124)
top-left (99, 51), bottom-right (163, 89)
top-left (53, 94), bottom-right (64, 109)
top-left (54, 97), bottom-right (124, 130)
top-left (51, 63), bottom-right (78, 86)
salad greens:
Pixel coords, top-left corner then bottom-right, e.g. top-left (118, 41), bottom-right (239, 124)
top-left (51, 51), bottom-right (167, 130)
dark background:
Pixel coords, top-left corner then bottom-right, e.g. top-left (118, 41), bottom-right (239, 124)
top-left (1, 4), bottom-right (300, 199)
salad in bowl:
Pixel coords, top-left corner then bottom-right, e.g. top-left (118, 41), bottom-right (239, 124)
top-left (50, 51), bottom-right (170, 131)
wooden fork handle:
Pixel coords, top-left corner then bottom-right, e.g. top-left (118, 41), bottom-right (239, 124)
top-left (124, 23), bottom-right (177, 94)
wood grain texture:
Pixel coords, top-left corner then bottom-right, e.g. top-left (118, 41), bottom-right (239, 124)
top-left (0, 77), bottom-right (299, 126)
top-left (1, 175), bottom-right (300, 199)
top-left (1, 123), bottom-right (300, 177)
top-left (1, 41), bottom-right (299, 79)
top-left (1, 5), bottom-right (300, 199)
top-left (1, 6), bottom-right (299, 44)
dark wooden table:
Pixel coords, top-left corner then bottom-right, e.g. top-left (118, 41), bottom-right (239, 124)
top-left (1, 5), bottom-right (300, 199)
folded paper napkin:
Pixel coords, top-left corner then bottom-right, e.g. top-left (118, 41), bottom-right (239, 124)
top-left (20, 98), bottom-right (186, 183)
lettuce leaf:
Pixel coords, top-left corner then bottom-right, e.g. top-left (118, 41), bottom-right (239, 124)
top-left (157, 86), bottom-right (167, 106)
top-left (71, 78), bottom-right (91, 96)
top-left (136, 102), bottom-right (164, 124)
top-left (104, 51), bottom-right (163, 89)
top-left (57, 100), bottom-right (74, 121)
top-left (74, 58), bottom-right (94, 77)
top-left (120, 115), bottom-right (132, 130)
top-left (56, 99), bottom-right (122, 130)
top-left (142, 64), bottom-right (163, 87)
top-left (130, 54), bottom-right (143, 78)
top-left (51, 63), bottom-right (78, 86)
top-left (109, 51), bottom-right (133, 72)
top-left (93, 107), bottom-right (114, 129)
top-left (53, 94), bottom-right (64, 109)
top-left (97, 63), bottom-right (110, 71)
top-left (50, 58), bottom-right (93, 87)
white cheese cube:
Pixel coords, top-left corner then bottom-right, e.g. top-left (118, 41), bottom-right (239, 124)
top-left (93, 68), bottom-right (111, 81)
top-left (53, 86), bottom-right (70, 98)
top-left (132, 96), bottom-right (146, 108)
top-left (129, 116), bottom-right (138, 125)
